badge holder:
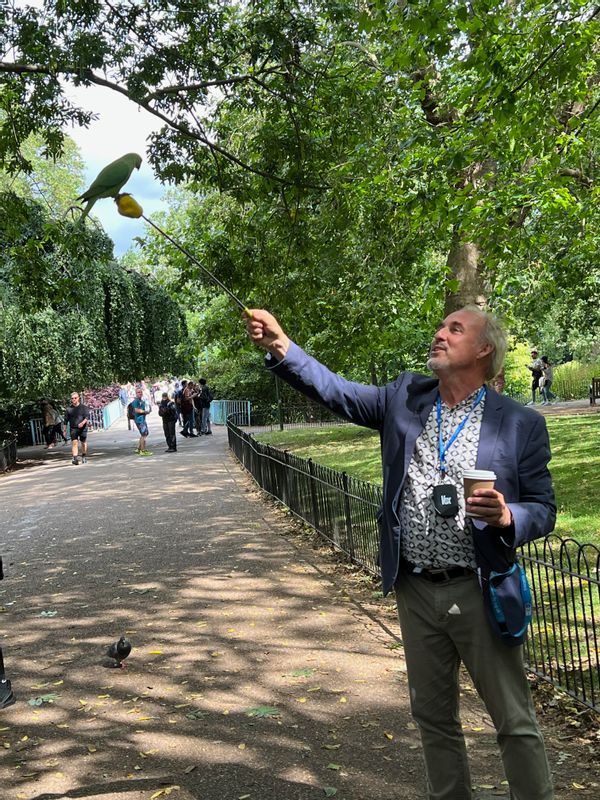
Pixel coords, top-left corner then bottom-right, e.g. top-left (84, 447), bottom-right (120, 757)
top-left (432, 484), bottom-right (459, 517)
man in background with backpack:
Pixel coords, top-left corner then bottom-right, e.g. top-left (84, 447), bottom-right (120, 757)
top-left (129, 386), bottom-right (152, 455)
top-left (198, 378), bottom-right (213, 435)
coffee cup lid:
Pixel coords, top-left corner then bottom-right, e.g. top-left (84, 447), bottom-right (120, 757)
top-left (463, 469), bottom-right (497, 480)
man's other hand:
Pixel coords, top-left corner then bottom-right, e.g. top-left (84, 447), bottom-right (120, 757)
top-left (466, 488), bottom-right (513, 528)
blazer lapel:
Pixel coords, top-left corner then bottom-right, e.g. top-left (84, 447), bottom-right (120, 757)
top-left (476, 388), bottom-right (503, 470)
top-left (403, 383), bottom-right (438, 476)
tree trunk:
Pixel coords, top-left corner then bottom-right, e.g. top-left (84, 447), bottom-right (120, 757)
top-left (444, 236), bottom-right (487, 315)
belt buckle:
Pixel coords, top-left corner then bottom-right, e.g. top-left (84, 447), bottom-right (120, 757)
top-left (428, 568), bottom-right (452, 582)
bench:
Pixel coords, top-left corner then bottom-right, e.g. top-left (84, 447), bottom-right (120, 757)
top-left (590, 378), bottom-right (600, 405)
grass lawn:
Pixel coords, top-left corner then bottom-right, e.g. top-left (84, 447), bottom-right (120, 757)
top-left (256, 415), bottom-right (600, 546)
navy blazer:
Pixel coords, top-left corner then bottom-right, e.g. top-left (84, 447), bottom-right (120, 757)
top-left (269, 341), bottom-right (556, 599)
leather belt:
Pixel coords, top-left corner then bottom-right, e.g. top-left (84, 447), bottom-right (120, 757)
top-left (403, 560), bottom-right (472, 583)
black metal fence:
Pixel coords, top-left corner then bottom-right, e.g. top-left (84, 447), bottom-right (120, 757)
top-left (227, 419), bottom-right (600, 713)
top-left (250, 403), bottom-right (352, 430)
top-left (0, 433), bottom-right (18, 472)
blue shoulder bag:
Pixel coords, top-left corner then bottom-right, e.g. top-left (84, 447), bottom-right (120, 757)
top-left (489, 563), bottom-right (532, 639)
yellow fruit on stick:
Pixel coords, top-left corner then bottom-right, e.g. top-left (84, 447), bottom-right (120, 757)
top-left (116, 193), bottom-right (143, 218)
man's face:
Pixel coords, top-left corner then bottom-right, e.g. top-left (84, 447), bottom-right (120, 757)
top-left (71, 393), bottom-right (80, 406)
top-left (427, 310), bottom-right (491, 376)
top-left (136, 389), bottom-right (143, 399)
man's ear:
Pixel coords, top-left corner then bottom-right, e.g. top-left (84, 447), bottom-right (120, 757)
top-left (477, 342), bottom-right (493, 360)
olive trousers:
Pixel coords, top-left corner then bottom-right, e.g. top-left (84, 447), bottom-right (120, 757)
top-left (395, 572), bottom-right (553, 800)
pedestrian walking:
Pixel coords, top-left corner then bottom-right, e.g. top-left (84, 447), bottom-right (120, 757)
top-left (64, 392), bottom-right (90, 465)
top-left (526, 348), bottom-right (544, 405)
top-left (245, 305), bottom-right (555, 800)
top-left (158, 392), bottom-right (178, 452)
top-left (540, 356), bottom-right (556, 404)
top-left (131, 386), bottom-right (152, 455)
top-left (40, 398), bottom-right (67, 448)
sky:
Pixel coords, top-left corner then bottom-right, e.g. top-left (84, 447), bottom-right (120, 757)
top-left (64, 84), bottom-right (168, 256)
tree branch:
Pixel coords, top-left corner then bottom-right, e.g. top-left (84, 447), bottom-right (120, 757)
top-left (144, 66), bottom-right (289, 101)
top-left (0, 61), bottom-right (328, 190)
top-left (558, 167), bottom-right (593, 187)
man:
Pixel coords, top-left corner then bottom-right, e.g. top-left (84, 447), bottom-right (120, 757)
top-left (526, 348), bottom-right (544, 405)
top-left (131, 386), bottom-right (151, 455)
top-left (158, 391), bottom-right (178, 452)
top-left (245, 306), bottom-right (555, 800)
top-left (64, 392), bottom-right (90, 465)
top-left (198, 378), bottom-right (213, 435)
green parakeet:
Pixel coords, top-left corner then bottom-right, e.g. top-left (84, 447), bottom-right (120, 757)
top-left (76, 152), bottom-right (143, 221)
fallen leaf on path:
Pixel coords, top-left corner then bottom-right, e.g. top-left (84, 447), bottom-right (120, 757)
top-left (150, 787), bottom-right (180, 799)
top-left (28, 693), bottom-right (59, 706)
top-left (288, 668), bottom-right (315, 677)
top-left (323, 788), bottom-right (337, 797)
top-left (244, 706), bottom-right (280, 718)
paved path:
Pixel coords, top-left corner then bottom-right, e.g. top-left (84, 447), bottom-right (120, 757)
top-left (0, 416), bottom-right (597, 800)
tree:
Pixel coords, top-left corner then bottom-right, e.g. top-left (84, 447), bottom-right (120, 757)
top-left (2, 1), bottom-right (600, 383)
top-left (0, 190), bottom-right (190, 420)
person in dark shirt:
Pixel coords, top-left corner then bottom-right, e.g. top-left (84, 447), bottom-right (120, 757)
top-left (158, 392), bottom-right (178, 452)
top-left (64, 392), bottom-right (90, 465)
top-left (198, 378), bottom-right (213, 434)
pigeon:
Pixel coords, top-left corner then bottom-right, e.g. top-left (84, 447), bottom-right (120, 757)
top-left (106, 635), bottom-right (132, 668)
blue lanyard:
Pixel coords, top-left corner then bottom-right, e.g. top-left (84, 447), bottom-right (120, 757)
top-left (436, 386), bottom-right (486, 476)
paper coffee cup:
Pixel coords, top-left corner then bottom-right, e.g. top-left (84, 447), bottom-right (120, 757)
top-left (463, 469), bottom-right (497, 518)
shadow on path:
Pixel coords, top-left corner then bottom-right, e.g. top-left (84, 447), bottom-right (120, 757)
top-left (0, 415), bottom-right (596, 799)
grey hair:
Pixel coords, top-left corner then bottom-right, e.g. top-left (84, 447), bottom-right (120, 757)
top-left (461, 305), bottom-right (507, 380)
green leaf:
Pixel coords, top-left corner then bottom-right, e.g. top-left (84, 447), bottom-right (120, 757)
top-left (244, 705), bottom-right (280, 718)
top-left (28, 693), bottom-right (59, 705)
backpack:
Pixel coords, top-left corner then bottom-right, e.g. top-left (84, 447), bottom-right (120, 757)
top-left (127, 401), bottom-right (136, 420)
top-left (200, 387), bottom-right (213, 408)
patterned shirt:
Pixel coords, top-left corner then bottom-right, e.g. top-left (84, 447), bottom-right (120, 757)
top-left (399, 388), bottom-right (486, 569)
